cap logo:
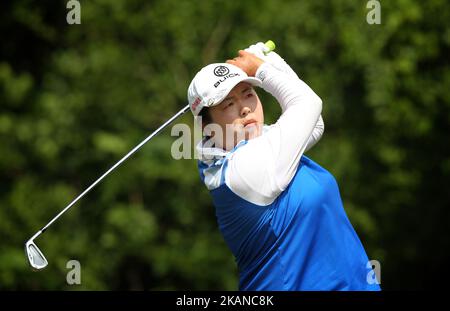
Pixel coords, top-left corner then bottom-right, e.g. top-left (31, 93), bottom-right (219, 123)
top-left (213, 66), bottom-right (230, 77)
top-left (192, 97), bottom-right (202, 111)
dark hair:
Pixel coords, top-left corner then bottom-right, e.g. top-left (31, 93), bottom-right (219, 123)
top-left (198, 107), bottom-right (212, 128)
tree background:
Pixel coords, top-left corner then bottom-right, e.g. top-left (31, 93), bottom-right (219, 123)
top-left (0, 0), bottom-right (448, 290)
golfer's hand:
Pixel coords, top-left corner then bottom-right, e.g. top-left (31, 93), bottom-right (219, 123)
top-left (226, 50), bottom-right (264, 77)
top-left (245, 42), bottom-right (300, 80)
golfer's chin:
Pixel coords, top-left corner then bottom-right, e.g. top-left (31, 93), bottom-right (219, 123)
top-left (243, 123), bottom-right (262, 141)
top-left (219, 124), bottom-right (262, 151)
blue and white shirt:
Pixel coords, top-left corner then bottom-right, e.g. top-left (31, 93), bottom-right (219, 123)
top-left (196, 63), bottom-right (380, 291)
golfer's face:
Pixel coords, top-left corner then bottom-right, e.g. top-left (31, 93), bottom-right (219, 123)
top-left (209, 82), bottom-right (264, 150)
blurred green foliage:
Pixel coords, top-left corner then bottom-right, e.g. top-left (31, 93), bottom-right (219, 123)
top-left (0, 0), bottom-right (449, 290)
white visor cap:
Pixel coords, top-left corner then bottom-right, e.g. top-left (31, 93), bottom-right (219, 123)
top-left (187, 63), bottom-right (262, 116)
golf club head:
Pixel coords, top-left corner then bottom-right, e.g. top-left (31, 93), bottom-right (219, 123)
top-left (25, 239), bottom-right (48, 270)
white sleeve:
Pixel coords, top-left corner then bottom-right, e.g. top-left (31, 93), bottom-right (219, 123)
top-left (304, 115), bottom-right (324, 152)
top-left (225, 63), bottom-right (323, 206)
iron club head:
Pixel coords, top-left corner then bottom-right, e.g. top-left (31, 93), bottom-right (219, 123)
top-left (25, 238), bottom-right (48, 270)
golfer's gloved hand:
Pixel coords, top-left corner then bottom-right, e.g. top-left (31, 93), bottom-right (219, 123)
top-left (245, 42), bottom-right (300, 80)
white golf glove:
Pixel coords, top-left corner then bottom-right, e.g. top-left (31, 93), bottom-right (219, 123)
top-left (245, 42), bottom-right (300, 80)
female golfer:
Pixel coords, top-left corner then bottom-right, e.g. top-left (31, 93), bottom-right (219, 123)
top-left (187, 42), bottom-right (380, 291)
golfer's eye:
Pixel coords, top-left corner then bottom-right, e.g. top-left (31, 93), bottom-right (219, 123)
top-left (225, 102), bottom-right (234, 109)
top-left (246, 92), bottom-right (253, 98)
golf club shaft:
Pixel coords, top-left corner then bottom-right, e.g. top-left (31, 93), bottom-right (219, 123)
top-left (35, 104), bottom-right (190, 237)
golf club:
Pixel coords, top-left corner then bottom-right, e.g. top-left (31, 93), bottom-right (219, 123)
top-left (25, 104), bottom-right (190, 270)
top-left (25, 40), bottom-right (276, 270)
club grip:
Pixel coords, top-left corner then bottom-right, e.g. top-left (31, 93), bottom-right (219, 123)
top-left (264, 40), bottom-right (276, 54)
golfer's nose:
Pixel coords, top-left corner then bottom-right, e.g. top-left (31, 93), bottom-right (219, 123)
top-left (241, 106), bottom-right (251, 118)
